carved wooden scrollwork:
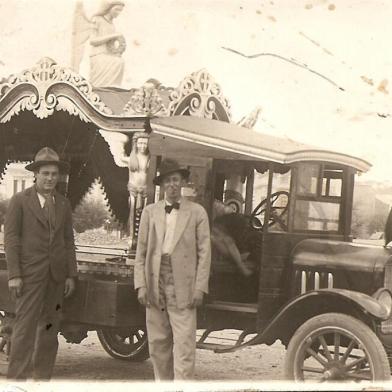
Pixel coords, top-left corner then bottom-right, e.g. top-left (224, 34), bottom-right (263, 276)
top-left (123, 80), bottom-right (171, 117)
top-left (168, 69), bottom-right (231, 122)
top-left (0, 57), bottom-right (113, 123)
top-left (122, 70), bottom-right (231, 122)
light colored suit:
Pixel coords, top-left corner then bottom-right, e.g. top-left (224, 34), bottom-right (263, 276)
top-left (134, 198), bottom-right (211, 380)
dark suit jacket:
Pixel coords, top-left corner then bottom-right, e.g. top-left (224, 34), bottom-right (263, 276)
top-left (4, 186), bottom-right (77, 283)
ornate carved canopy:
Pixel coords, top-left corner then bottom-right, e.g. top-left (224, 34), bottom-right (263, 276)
top-left (0, 58), bottom-right (147, 224)
top-left (0, 58), bottom-right (232, 225)
top-left (0, 57), bottom-right (147, 131)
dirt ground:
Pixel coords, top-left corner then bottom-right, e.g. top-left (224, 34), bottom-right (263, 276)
top-left (55, 332), bottom-right (285, 381)
top-left (0, 334), bottom-right (389, 392)
top-left (0, 331), bottom-right (285, 382)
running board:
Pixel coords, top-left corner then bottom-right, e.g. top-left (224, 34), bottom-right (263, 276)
top-left (196, 342), bottom-right (234, 351)
top-left (197, 328), bottom-right (253, 353)
top-left (196, 341), bottom-right (250, 353)
top-left (197, 302), bottom-right (259, 353)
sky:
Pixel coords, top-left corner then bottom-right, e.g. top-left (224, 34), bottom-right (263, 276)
top-left (0, 0), bottom-right (391, 182)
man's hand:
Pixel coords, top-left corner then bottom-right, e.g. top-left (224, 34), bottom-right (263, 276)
top-left (137, 287), bottom-right (150, 307)
top-left (64, 278), bottom-right (76, 298)
top-left (240, 264), bottom-right (253, 277)
top-left (8, 278), bottom-right (23, 300)
top-left (189, 289), bottom-right (204, 308)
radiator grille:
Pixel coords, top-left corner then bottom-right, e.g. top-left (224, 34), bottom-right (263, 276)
top-left (297, 269), bottom-right (334, 294)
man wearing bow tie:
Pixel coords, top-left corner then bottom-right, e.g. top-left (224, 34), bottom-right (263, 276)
top-left (134, 158), bottom-right (211, 380)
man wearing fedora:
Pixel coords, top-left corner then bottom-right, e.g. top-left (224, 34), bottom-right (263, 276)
top-left (4, 147), bottom-right (77, 380)
top-left (134, 158), bottom-right (211, 380)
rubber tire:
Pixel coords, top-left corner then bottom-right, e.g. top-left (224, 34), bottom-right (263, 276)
top-left (284, 312), bottom-right (391, 381)
top-left (97, 328), bottom-right (149, 362)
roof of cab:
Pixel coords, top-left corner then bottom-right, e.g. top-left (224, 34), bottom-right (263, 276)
top-left (150, 116), bottom-right (371, 172)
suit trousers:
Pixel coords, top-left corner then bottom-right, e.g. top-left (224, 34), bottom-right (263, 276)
top-left (7, 274), bottom-right (65, 380)
top-left (146, 304), bottom-right (197, 381)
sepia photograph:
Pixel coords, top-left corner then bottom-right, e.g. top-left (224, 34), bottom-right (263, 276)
top-left (0, 0), bottom-right (392, 390)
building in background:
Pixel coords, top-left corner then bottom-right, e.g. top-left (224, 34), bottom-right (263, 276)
top-left (0, 163), bottom-right (34, 199)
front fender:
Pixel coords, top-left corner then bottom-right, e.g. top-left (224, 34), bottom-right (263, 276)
top-left (214, 288), bottom-right (391, 354)
top-left (315, 288), bottom-right (391, 320)
top-left (258, 288), bottom-right (390, 346)
top-left (214, 288), bottom-right (390, 354)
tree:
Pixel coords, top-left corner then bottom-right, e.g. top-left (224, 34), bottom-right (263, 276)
top-left (351, 205), bottom-right (368, 239)
top-left (72, 198), bottom-right (110, 233)
top-left (368, 211), bottom-right (387, 237)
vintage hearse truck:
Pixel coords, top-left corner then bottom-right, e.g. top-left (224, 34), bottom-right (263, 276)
top-left (0, 58), bottom-right (391, 382)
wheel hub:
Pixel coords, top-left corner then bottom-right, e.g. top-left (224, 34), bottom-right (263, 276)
top-left (323, 361), bottom-right (346, 380)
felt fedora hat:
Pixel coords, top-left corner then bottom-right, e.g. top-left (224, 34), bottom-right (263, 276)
top-left (153, 158), bottom-right (190, 186)
top-left (25, 147), bottom-right (70, 172)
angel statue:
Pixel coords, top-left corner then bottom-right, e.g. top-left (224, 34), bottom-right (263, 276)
top-left (71, 0), bottom-right (126, 87)
top-left (127, 132), bottom-right (150, 248)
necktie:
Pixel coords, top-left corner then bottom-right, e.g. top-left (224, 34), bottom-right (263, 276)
top-left (165, 202), bottom-right (180, 214)
top-left (43, 195), bottom-right (56, 239)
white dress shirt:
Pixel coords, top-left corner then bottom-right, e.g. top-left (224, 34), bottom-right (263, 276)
top-left (161, 199), bottom-right (180, 255)
top-left (36, 192), bottom-right (55, 208)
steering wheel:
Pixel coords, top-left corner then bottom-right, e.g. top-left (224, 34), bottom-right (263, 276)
top-left (251, 191), bottom-right (289, 231)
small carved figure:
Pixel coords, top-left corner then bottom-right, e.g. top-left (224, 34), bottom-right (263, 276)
top-left (128, 132), bottom-right (150, 210)
top-left (126, 132), bottom-right (150, 248)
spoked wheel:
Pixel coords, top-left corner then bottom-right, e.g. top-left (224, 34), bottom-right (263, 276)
top-left (285, 313), bottom-right (391, 382)
top-left (97, 327), bottom-right (149, 361)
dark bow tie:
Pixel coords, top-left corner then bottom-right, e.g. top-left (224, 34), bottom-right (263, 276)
top-left (165, 202), bottom-right (180, 214)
